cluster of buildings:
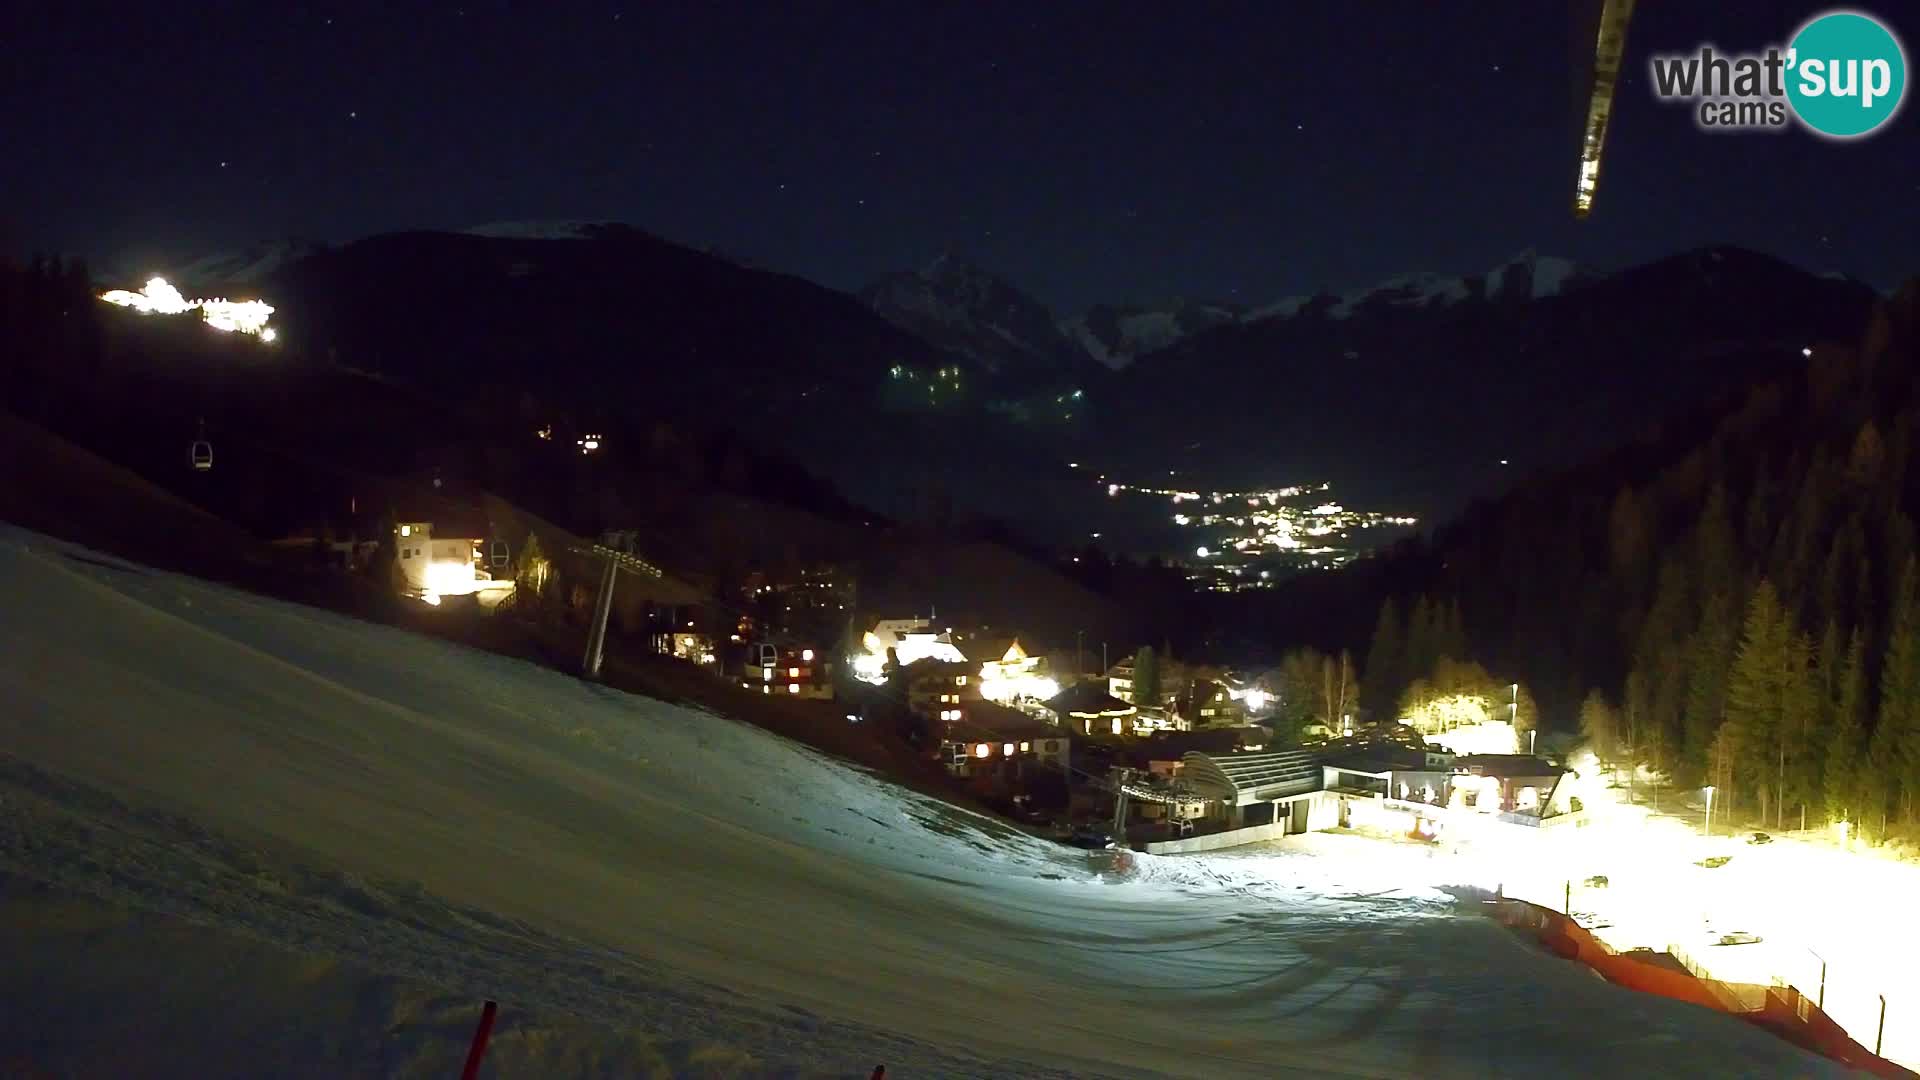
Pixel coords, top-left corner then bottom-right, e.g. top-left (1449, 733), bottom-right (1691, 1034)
top-left (294, 499), bottom-right (1578, 857)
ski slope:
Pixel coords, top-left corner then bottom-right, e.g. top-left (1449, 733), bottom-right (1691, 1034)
top-left (0, 526), bottom-right (1849, 1078)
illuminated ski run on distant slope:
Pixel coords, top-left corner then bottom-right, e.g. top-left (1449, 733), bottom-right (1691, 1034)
top-left (98, 276), bottom-right (277, 339)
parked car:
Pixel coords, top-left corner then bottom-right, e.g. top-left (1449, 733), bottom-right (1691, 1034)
top-left (1695, 855), bottom-right (1732, 869)
top-left (1711, 931), bottom-right (1763, 946)
top-left (1583, 874), bottom-right (1610, 888)
top-left (1747, 831), bottom-right (1773, 845)
top-left (1573, 911), bottom-right (1613, 930)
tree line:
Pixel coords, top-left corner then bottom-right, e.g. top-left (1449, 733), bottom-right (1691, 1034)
top-left (1321, 280), bottom-right (1920, 840)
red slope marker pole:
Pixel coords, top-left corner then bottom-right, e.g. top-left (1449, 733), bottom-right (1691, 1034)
top-left (461, 1000), bottom-right (499, 1080)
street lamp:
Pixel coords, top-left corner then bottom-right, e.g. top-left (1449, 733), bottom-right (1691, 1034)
top-left (1703, 785), bottom-right (1716, 838)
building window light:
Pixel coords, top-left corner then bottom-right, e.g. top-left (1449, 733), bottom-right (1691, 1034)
top-left (789, 683), bottom-right (800, 695)
top-left (788, 667), bottom-right (800, 678)
top-left (974, 743), bottom-right (991, 758)
top-left (1002, 743), bottom-right (1015, 756)
top-left (762, 667), bottom-right (773, 682)
top-left (956, 675), bottom-right (968, 686)
top-left (802, 649), bottom-right (814, 662)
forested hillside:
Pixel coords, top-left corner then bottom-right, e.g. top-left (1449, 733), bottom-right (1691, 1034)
top-left (1325, 279), bottom-right (1920, 838)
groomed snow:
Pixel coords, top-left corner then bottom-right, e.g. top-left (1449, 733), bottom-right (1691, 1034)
top-left (0, 526), bottom-right (1847, 1078)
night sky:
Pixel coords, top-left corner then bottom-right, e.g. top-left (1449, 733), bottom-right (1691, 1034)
top-left (12, 1), bottom-right (1916, 312)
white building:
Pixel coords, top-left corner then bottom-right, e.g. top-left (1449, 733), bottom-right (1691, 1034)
top-left (394, 517), bottom-right (512, 608)
top-left (851, 618), bottom-right (968, 683)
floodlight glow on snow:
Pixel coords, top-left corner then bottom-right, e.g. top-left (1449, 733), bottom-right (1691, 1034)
top-left (1424, 720), bottom-right (1520, 756)
top-left (1231, 687), bottom-right (1273, 712)
top-left (100, 277), bottom-right (196, 315)
top-left (98, 277), bottom-right (277, 337)
top-left (420, 559), bottom-right (482, 605)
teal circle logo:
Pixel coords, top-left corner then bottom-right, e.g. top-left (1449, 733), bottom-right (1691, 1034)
top-left (1786, 11), bottom-right (1907, 138)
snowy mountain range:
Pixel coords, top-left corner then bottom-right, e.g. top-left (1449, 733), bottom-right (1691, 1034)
top-left (109, 238), bottom-right (327, 293)
top-left (1062, 299), bottom-right (1245, 370)
top-left (858, 254), bottom-right (1091, 376)
top-left (862, 250), bottom-right (1599, 374)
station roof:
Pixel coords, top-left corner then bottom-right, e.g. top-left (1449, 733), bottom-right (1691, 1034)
top-left (1180, 749), bottom-right (1321, 806)
top-left (1452, 754), bottom-right (1564, 778)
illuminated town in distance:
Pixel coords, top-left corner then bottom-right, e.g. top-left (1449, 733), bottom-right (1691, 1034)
top-left (1073, 463), bottom-right (1420, 591)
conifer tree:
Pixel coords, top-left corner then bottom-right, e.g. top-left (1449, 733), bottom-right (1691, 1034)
top-left (1580, 689), bottom-right (1620, 764)
top-left (1362, 597), bottom-right (1403, 714)
top-left (1880, 558), bottom-right (1920, 822)
top-left (1724, 580), bottom-right (1791, 822)
top-left (1826, 628), bottom-right (1868, 826)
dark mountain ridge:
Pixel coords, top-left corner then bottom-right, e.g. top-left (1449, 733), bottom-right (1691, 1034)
top-left (1083, 246), bottom-right (1878, 522)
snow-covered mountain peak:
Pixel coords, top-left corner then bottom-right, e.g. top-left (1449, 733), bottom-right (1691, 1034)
top-left (1062, 298), bottom-right (1243, 370)
top-left (867, 251), bottom-right (1597, 373)
top-left (1487, 250), bottom-right (1580, 300)
top-left (110, 238), bottom-right (326, 293)
top-left (861, 257), bottom-right (1084, 374)
top-left (1329, 272), bottom-right (1472, 319)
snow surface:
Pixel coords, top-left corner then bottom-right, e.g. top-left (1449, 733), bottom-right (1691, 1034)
top-left (121, 240), bottom-right (323, 292)
top-left (1248, 295), bottom-right (1312, 322)
top-left (1487, 252), bottom-right (1579, 300)
top-left (1059, 305), bottom-right (1239, 369)
top-left (1115, 310), bottom-right (1184, 356)
top-left (1061, 317), bottom-right (1116, 368)
top-left (0, 526), bottom-right (1848, 1078)
top-left (1328, 273), bottom-right (1471, 319)
top-left (1245, 254), bottom-right (1584, 327)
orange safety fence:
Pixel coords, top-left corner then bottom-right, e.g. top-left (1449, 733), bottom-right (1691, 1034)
top-left (1490, 900), bottom-right (1914, 1080)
